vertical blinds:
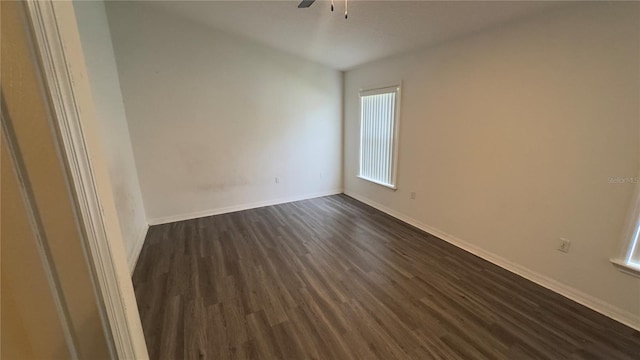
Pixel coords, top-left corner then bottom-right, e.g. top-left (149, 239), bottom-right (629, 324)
top-left (628, 223), bottom-right (640, 266)
top-left (625, 186), bottom-right (640, 268)
top-left (359, 90), bottom-right (397, 187)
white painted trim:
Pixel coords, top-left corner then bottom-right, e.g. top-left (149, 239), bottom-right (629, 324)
top-left (128, 224), bottom-right (149, 274)
top-left (357, 175), bottom-right (397, 190)
top-left (24, 1), bottom-right (148, 358)
top-left (610, 258), bottom-right (640, 279)
top-left (344, 190), bottom-right (640, 332)
top-left (149, 189), bottom-right (343, 225)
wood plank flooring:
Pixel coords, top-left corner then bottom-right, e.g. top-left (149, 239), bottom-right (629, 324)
top-left (133, 194), bottom-right (640, 359)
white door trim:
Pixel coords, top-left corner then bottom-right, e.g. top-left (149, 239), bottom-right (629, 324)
top-left (24, 1), bottom-right (148, 358)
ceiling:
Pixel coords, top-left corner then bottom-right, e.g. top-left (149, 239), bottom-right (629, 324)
top-left (146, 0), bottom-right (570, 70)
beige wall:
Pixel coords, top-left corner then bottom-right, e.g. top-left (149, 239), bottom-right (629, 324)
top-left (1, 138), bottom-right (70, 360)
top-left (344, 3), bottom-right (640, 327)
top-left (1, 1), bottom-right (112, 357)
top-left (73, 0), bottom-right (148, 270)
top-left (105, 2), bottom-right (343, 224)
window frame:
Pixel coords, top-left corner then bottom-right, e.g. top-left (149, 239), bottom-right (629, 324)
top-left (357, 83), bottom-right (402, 190)
top-left (611, 174), bottom-right (640, 278)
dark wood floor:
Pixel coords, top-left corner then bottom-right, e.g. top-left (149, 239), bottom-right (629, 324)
top-left (133, 194), bottom-right (640, 359)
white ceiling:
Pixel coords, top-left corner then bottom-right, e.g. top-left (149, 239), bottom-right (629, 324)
top-left (145, 0), bottom-right (569, 70)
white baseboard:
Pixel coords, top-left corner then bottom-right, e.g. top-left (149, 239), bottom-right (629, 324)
top-left (344, 190), bottom-right (640, 332)
top-left (148, 189), bottom-right (343, 226)
top-left (128, 223), bottom-right (149, 274)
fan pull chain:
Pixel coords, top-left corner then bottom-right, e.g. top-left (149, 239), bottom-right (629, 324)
top-left (331, 0), bottom-right (334, 11)
top-left (344, 0), bottom-right (348, 19)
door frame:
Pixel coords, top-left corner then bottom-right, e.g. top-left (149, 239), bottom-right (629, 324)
top-left (22, 1), bottom-right (148, 358)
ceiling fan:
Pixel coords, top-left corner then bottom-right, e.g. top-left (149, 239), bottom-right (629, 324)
top-left (297, 0), bottom-right (316, 8)
top-left (298, 0), bottom-right (348, 19)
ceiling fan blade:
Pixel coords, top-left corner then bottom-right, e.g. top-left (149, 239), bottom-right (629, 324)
top-left (298, 0), bottom-right (315, 8)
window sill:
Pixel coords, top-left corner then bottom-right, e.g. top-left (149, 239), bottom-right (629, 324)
top-left (610, 258), bottom-right (640, 279)
top-left (357, 175), bottom-right (397, 190)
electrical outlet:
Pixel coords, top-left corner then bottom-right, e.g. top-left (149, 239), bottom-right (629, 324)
top-left (410, 192), bottom-right (416, 200)
top-left (557, 238), bottom-right (571, 253)
top-left (275, 177), bottom-right (279, 184)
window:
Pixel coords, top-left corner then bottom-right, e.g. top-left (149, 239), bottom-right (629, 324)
top-left (626, 220), bottom-right (640, 268)
top-left (611, 180), bottom-right (640, 277)
top-left (358, 84), bottom-right (400, 189)
top-left (623, 194), bottom-right (640, 269)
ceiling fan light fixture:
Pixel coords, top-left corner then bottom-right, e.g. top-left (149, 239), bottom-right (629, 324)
top-left (297, 0), bottom-right (315, 9)
top-left (297, 0), bottom-right (349, 19)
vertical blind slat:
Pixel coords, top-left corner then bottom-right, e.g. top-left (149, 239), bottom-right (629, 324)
top-left (378, 94), bottom-right (389, 180)
top-left (367, 96), bottom-right (373, 177)
top-left (361, 97), bottom-right (367, 178)
top-left (359, 97), bottom-right (364, 177)
top-left (386, 93), bottom-right (396, 183)
top-left (374, 94), bottom-right (378, 180)
top-left (383, 94), bottom-right (390, 182)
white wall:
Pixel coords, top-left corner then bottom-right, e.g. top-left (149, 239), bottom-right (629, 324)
top-left (105, 2), bottom-right (343, 224)
top-left (345, 3), bottom-right (640, 328)
top-left (74, 1), bottom-right (148, 270)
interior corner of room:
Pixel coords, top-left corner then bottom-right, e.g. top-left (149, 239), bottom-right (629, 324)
top-left (4, 0), bottom-right (640, 358)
